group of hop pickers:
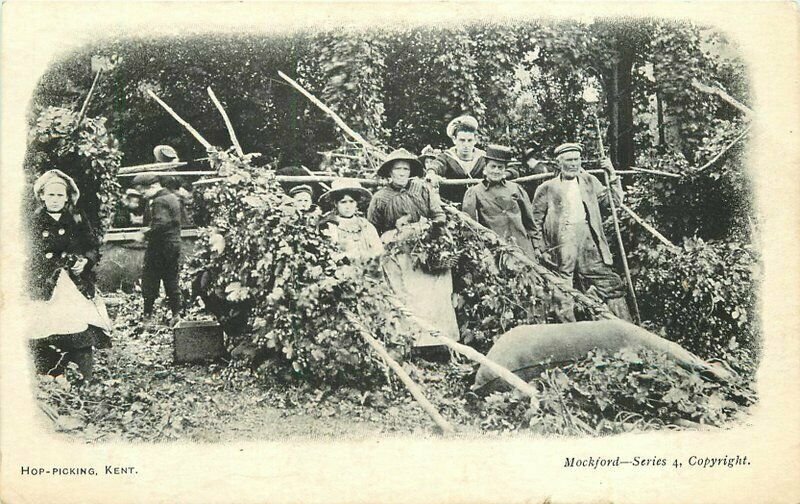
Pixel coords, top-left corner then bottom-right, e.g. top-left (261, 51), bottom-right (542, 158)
top-left (24, 113), bottom-right (633, 379)
top-left (273, 114), bottom-right (633, 356)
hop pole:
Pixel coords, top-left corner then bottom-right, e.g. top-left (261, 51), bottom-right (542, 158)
top-left (387, 297), bottom-right (539, 401)
top-left (74, 68), bottom-right (103, 130)
top-left (595, 116), bottom-right (641, 324)
top-left (207, 87), bottom-right (244, 157)
top-left (344, 312), bottom-right (455, 435)
top-left (278, 71), bottom-right (380, 157)
top-left (146, 89), bottom-right (214, 151)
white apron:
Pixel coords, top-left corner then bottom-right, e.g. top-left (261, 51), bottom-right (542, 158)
top-left (27, 270), bottom-right (112, 340)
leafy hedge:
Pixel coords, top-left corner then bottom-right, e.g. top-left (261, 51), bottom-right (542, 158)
top-left (448, 218), bottom-right (551, 353)
top-left (26, 106), bottom-right (123, 236)
top-left (185, 151), bottom-right (419, 387)
top-left (634, 238), bottom-right (759, 364)
top-left (479, 347), bottom-right (756, 435)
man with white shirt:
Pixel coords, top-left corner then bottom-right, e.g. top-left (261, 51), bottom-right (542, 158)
top-left (530, 143), bottom-right (631, 322)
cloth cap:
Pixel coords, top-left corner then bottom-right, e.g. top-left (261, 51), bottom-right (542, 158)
top-left (377, 148), bottom-right (424, 178)
top-left (125, 188), bottom-right (142, 197)
top-left (132, 173), bottom-right (160, 187)
top-left (553, 143), bottom-right (583, 157)
top-left (288, 184), bottom-right (313, 198)
top-left (318, 178), bottom-right (372, 211)
top-left (33, 169), bottom-right (80, 205)
top-left (446, 115), bottom-right (479, 138)
top-left (153, 145), bottom-right (179, 163)
top-left (484, 144), bottom-right (514, 163)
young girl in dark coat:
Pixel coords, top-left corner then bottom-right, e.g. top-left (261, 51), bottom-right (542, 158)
top-left (27, 169), bottom-right (112, 379)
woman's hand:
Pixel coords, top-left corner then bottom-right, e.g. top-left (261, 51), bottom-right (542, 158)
top-left (395, 215), bottom-right (413, 230)
top-left (71, 256), bottom-right (89, 275)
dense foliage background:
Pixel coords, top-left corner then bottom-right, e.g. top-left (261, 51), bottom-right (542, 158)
top-left (27, 18), bottom-right (759, 434)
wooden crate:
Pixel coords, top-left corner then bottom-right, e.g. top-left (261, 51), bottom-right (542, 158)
top-left (173, 320), bottom-right (226, 364)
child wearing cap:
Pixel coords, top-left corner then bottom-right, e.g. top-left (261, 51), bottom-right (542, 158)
top-left (132, 173), bottom-right (183, 327)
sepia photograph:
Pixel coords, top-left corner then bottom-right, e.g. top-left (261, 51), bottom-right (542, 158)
top-left (1, 2), bottom-right (798, 503)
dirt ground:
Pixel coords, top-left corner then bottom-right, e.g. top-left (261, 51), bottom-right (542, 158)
top-left (36, 294), bottom-right (489, 443)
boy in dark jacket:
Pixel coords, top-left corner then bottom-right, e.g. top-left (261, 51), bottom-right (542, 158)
top-left (133, 173), bottom-right (182, 326)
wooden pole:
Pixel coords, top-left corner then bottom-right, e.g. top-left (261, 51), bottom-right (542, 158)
top-left (630, 167), bottom-right (681, 178)
top-left (75, 69), bottom-right (102, 128)
top-left (445, 206), bottom-right (617, 320)
top-left (603, 171), bottom-right (641, 324)
top-left (207, 87), bottom-right (244, 157)
top-left (511, 169), bottom-right (639, 184)
top-left (192, 172), bottom-right (652, 188)
top-left (300, 165), bottom-right (331, 191)
top-left (595, 115), bottom-right (641, 324)
top-left (385, 296), bottom-right (538, 400)
top-left (694, 125), bottom-right (751, 173)
top-left (345, 313), bottom-right (455, 435)
top-left (146, 89), bottom-right (214, 150)
top-left (119, 170), bottom-right (216, 178)
top-left (278, 71), bottom-right (379, 155)
top-left (439, 336), bottom-right (540, 399)
top-left (318, 152), bottom-right (362, 160)
top-left (118, 161), bottom-right (188, 174)
top-left (691, 78), bottom-right (754, 117)
top-left (193, 175), bottom-right (381, 187)
top-left (619, 203), bottom-right (680, 251)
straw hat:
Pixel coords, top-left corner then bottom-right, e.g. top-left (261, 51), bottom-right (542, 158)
top-left (318, 178), bottom-right (372, 210)
top-left (376, 148), bottom-right (424, 178)
top-left (33, 169), bottom-right (80, 205)
top-left (153, 145), bottom-right (179, 163)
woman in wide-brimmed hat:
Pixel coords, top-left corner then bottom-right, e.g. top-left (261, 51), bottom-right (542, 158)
top-left (368, 148), bottom-right (442, 235)
top-left (368, 149), bottom-right (459, 353)
top-left (318, 179), bottom-right (383, 261)
top-left (27, 169), bottom-right (112, 379)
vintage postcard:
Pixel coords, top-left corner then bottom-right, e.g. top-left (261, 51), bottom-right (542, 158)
top-left (1, 1), bottom-right (798, 503)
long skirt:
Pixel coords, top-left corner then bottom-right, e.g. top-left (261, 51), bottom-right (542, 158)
top-left (382, 253), bottom-right (460, 346)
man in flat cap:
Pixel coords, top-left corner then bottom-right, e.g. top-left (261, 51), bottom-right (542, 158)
top-left (530, 143), bottom-right (632, 322)
top-left (462, 144), bottom-right (538, 260)
top-left (426, 115), bottom-right (519, 204)
top-left (133, 173), bottom-right (183, 327)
